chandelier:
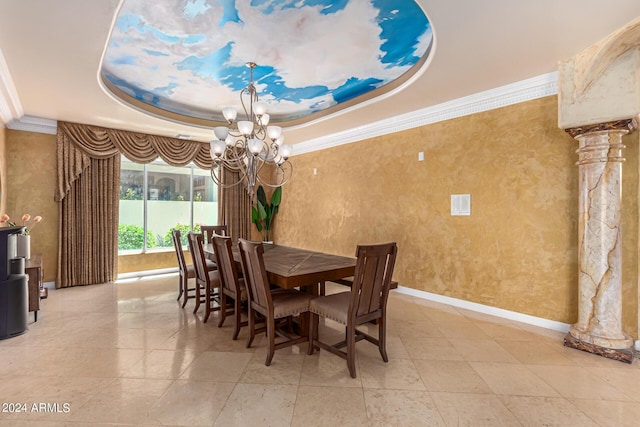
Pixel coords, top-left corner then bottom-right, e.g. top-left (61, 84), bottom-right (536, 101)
top-left (209, 62), bottom-right (294, 196)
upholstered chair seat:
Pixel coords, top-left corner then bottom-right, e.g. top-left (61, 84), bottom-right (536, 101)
top-left (239, 238), bottom-right (313, 366)
top-left (308, 242), bottom-right (398, 378)
top-left (308, 291), bottom-right (351, 323)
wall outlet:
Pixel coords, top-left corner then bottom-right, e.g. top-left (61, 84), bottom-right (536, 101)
top-left (451, 194), bottom-right (471, 216)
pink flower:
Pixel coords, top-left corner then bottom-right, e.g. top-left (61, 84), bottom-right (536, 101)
top-left (0, 213), bottom-right (43, 234)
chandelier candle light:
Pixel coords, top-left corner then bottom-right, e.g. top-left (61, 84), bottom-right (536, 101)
top-left (209, 62), bottom-right (293, 197)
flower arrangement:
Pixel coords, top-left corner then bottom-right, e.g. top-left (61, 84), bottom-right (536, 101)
top-left (1, 213), bottom-right (43, 235)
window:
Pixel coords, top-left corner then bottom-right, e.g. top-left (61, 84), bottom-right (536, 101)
top-left (118, 157), bottom-right (217, 253)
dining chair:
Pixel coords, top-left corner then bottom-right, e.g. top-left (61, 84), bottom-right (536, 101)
top-left (201, 225), bottom-right (228, 245)
top-left (200, 225), bottom-right (227, 269)
top-left (212, 234), bottom-right (248, 339)
top-left (171, 229), bottom-right (196, 307)
top-left (187, 231), bottom-right (221, 321)
top-left (307, 242), bottom-right (398, 378)
top-left (238, 238), bottom-right (313, 366)
top-left (172, 229), bottom-right (217, 308)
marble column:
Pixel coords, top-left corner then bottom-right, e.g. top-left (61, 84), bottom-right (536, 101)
top-left (564, 119), bottom-right (636, 363)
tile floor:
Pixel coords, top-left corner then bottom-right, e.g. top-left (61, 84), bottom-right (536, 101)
top-left (1, 274), bottom-right (639, 426)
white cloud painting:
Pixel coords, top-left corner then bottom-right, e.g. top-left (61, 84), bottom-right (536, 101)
top-left (102, 0), bottom-right (432, 123)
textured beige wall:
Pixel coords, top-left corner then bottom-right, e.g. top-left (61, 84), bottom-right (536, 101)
top-left (118, 251), bottom-right (181, 274)
top-left (0, 127), bottom-right (6, 214)
top-left (6, 130), bottom-right (58, 283)
top-left (275, 96), bottom-right (639, 337)
top-left (624, 130), bottom-right (640, 339)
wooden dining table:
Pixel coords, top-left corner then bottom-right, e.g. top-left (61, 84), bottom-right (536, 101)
top-left (204, 242), bottom-right (357, 294)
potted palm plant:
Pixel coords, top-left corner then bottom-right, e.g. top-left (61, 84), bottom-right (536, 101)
top-left (251, 185), bottom-right (281, 242)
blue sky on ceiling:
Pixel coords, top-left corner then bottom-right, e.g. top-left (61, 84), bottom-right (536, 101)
top-left (102, 0), bottom-right (432, 123)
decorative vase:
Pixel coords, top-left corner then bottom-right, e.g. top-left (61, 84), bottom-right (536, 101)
top-left (16, 234), bottom-right (30, 259)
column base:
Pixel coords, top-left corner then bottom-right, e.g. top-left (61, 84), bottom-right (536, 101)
top-left (564, 333), bottom-right (634, 364)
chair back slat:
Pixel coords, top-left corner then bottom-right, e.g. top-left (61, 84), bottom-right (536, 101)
top-left (201, 225), bottom-right (228, 245)
top-left (238, 239), bottom-right (272, 311)
top-left (187, 232), bottom-right (209, 285)
top-left (350, 243), bottom-right (398, 318)
top-left (212, 234), bottom-right (240, 294)
top-left (171, 229), bottom-right (188, 273)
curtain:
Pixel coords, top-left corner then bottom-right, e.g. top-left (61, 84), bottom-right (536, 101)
top-left (218, 168), bottom-right (251, 242)
top-left (55, 121), bottom-right (214, 287)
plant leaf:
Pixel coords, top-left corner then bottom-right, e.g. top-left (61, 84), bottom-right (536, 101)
top-left (257, 200), bottom-right (267, 220)
top-left (271, 186), bottom-right (282, 207)
top-left (257, 185), bottom-right (267, 207)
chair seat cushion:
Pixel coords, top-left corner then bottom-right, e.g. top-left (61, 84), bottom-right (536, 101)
top-left (208, 269), bottom-right (220, 287)
top-left (271, 290), bottom-right (313, 318)
top-left (185, 264), bottom-right (196, 279)
top-left (309, 291), bottom-right (351, 324)
top-left (206, 259), bottom-right (217, 270)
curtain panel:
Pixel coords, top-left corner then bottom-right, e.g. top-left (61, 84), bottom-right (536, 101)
top-left (218, 169), bottom-right (251, 242)
top-left (55, 121), bottom-right (212, 287)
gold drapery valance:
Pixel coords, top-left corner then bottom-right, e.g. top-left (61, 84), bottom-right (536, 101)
top-left (55, 121), bottom-right (212, 202)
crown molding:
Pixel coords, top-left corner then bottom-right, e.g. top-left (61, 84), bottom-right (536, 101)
top-left (293, 72), bottom-right (558, 155)
top-left (0, 48), bottom-right (23, 127)
top-left (7, 115), bottom-right (58, 135)
top-left (0, 72), bottom-right (557, 140)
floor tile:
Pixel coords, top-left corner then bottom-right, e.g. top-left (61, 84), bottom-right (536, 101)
top-left (431, 391), bottom-right (522, 426)
top-left (1, 274), bottom-right (637, 426)
top-left (570, 398), bottom-right (640, 427)
top-left (239, 353), bottom-right (304, 385)
top-left (414, 359), bottom-right (492, 393)
top-left (527, 364), bottom-right (634, 401)
top-left (179, 351), bottom-right (252, 382)
top-left (497, 339), bottom-right (576, 366)
top-left (124, 349), bottom-right (200, 379)
top-left (358, 357), bottom-right (425, 390)
top-left (147, 379), bottom-right (235, 426)
top-left (300, 352), bottom-right (362, 387)
top-left (448, 338), bottom-right (520, 363)
top-left (402, 337), bottom-right (465, 361)
top-left (68, 378), bottom-right (173, 424)
top-left (500, 395), bottom-right (598, 426)
top-left (470, 362), bottom-right (560, 397)
top-left (291, 386), bottom-right (368, 427)
top-left (364, 389), bottom-right (445, 426)
top-left (214, 383), bottom-right (297, 426)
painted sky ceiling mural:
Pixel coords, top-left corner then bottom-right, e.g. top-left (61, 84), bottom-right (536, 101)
top-left (101, 0), bottom-right (433, 126)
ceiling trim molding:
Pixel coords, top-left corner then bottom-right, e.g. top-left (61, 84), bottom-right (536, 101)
top-left (293, 72), bottom-right (558, 155)
top-left (7, 115), bottom-right (58, 135)
top-left (0, 48), bottom-right (23, 127)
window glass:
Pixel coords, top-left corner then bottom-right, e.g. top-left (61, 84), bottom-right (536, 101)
top-left (193, 168), bottom-right (217, 230)
top-left (118, 158), bottom-right (218, 253)
top-left (119, 159), bottom-right (146, 253)
top-left (147, 162), bottom-right (192, 249)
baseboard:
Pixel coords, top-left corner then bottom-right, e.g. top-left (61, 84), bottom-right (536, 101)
top-left (394, 285), bottom-right (571, 333)
top-left (117, 267), bottom-right (178, 281)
